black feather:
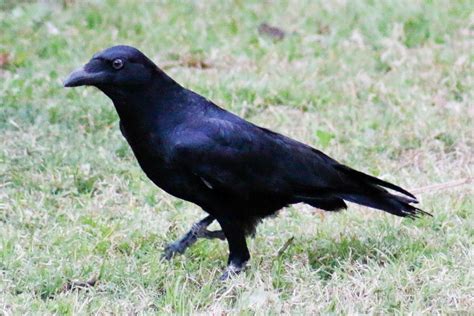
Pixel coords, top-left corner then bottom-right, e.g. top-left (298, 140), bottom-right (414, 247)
top-left (335, 164), bottom-right (418, 200)
top-left (297, 196), bottom-right (347, 211)
top-left (65, 45), bottom-right (431, 278)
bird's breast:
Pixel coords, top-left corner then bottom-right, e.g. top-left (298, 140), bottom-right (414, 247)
top-left (120, 125), bottom-right (183, 188)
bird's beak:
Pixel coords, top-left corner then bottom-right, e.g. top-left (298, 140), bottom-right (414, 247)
top-left (63, 66), bottom-right (102, 87)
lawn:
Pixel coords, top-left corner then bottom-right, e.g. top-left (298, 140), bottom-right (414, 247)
top-left (0, 0), bottom-right (473, 314)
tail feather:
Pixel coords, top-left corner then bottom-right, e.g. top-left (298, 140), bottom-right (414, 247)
top-left (301, 197), bottom-right (348, 211)
top-left (332, 164), bottom-right (432, 218)
top-left (335, 165), bottom-right (417, 200)
top-left (339, 193), bottom-right (431, 219)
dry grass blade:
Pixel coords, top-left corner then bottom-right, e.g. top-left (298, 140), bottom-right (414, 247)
top-left (258, 23), bottom-right (286, 41)
top-left (161, 55), bottom-right (213, 70)
top-left (0, 53), bottom-right (10, 68)
top-left (410, 178), bottom-right (473, 195)
top-left (276, 236), bottom-right (295, 257)
top-left (60, 275), bottom-right (98, 293)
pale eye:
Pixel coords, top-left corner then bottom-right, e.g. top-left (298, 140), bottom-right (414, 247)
top-left (112, 58), bottom-right (124, 70)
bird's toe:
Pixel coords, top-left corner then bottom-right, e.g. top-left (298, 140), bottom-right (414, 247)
top-left (163, 242), bottom-right (184, 260)
top-left (219, 261), bottom-right (247, 281)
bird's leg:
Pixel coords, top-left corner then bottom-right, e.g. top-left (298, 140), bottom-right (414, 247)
top-left (163, 215), bottom-right (224, 259)
top-left (217, 219), bottom-right (250, 280)
top-left (201, 230), bottom-right (226, 240)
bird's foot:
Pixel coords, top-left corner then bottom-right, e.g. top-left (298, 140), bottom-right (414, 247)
top-left (163, 225), bottom-right (199, 260)
top-left (163, 216), bottom-right (225, 260)
top-left (163, 240), bottom-right (188, 260)
top-left (219, 261), bottom-right (248, 281)
top-left (164, 228), bottom-right (225, 260)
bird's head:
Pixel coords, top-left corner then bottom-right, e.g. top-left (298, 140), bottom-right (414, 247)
top-left (64, 45), bottom-right (160, 91)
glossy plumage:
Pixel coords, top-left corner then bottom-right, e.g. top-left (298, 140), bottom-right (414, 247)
top-left (64, 45), bottom-right (430, 279)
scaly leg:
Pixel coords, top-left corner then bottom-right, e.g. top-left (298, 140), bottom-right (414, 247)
top-left (163, 215), bottom-right (225, 259)
top-left (217, 218), bottom-right (250, 280)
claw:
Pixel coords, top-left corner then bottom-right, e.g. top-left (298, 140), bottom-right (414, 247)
top-left (163, 216), bottom-right (225, 259)
top-left (219, 261), bottom-right (247, 280)
top-left (163, 241), bottom-right (186, 260)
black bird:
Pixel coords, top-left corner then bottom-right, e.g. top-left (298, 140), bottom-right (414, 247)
top-left (64, 45), bottom-right (430, 279)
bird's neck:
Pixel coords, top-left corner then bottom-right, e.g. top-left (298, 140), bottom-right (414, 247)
top-left (101, 73), bottom-right (179, 123)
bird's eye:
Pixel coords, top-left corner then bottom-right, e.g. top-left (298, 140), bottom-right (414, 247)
top-left (112, 58), bottom-right (124, 70)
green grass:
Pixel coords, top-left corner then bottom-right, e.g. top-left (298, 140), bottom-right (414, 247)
top-left (1, 0), bottom-right (473, 314)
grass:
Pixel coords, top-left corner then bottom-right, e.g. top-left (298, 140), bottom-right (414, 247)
top-left (0, 0), bottom-right (473, 314)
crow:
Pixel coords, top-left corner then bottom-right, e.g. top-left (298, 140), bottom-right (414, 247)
top-left (64, 45), bottom-right (430, 279)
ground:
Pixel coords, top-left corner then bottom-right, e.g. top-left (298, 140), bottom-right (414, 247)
top-left (0, 0), bottom-right (473, 314)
